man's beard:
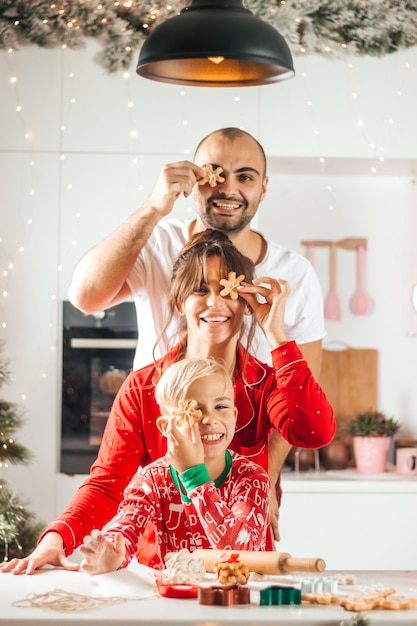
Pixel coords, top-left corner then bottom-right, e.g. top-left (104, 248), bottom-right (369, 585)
top-left (202, 212), bottom-right (252, 234)
top-left (198, 198), bottom-right (255, 234)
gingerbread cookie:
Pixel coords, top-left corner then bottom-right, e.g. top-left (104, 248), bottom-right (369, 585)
top-left (302, 592), bottom-right (339, 605)
top-left (198, 164), bottom-right (225, 188)
top-left (339, 589), bottom-right (417, 612)
top-left (215, 554), bottom-right (249, 586)
top-left (172, 399), bottom-right (202, 427)
top-left (303, 586), bottom-right (417, 613)
top-left (219, 272), bottom-right (245, 300)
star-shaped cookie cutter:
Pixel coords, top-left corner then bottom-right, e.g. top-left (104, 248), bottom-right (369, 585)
top-left (219, 272), bottom-right (245, 300)
top-left (172, 399), bottom-right (202, 427)
top-left (198, 164), bottom-right (225, 188)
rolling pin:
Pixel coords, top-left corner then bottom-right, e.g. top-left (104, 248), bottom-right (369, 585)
top-left (190, 549), bottom-right (326, 575)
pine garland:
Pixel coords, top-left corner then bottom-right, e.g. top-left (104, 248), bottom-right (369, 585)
top-left (0, 1), bottom-right (416, 73)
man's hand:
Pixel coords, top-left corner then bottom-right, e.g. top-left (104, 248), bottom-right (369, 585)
top-left (267, 430), bottom-right (292, 542)
top-left (147, 161), bottom-right (205, 215)
top-left (0, 531), bottom-right (79, 575)
top-left (269, 490), bottom-right (280, 542)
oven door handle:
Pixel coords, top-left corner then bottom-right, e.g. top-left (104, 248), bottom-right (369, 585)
top-left (70, 338), bottom-right (138, 349)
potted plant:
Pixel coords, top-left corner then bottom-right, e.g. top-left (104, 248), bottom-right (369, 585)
top-left (345, 410), bottom-right (401, 473)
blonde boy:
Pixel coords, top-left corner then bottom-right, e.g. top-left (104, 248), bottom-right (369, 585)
top-left (80, 358), bottom-right (271, 575)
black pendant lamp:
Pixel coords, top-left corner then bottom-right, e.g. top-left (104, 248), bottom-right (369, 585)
top-left (136, 0), bottom-right (294, 87)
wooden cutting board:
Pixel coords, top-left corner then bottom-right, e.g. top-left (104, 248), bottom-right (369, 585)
top-left (319, 346), bottom-right (378, 437)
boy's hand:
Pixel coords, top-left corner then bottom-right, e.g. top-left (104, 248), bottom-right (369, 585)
top-left (165, 416), bottom-right (204, 473)
top-left (80, 529), bottom-right (125, 575)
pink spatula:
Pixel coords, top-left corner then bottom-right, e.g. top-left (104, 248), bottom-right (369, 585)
top-left (324, 241), bottom-right (342, 320)
top-left (350, 243), bottom-right (371, 315)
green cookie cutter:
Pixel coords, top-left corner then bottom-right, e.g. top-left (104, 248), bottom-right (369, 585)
top-left (260, 585), bottom-right (302, 606)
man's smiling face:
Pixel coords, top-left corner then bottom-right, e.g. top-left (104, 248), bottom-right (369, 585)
top-left (193, 132), bottom-right (268, 235)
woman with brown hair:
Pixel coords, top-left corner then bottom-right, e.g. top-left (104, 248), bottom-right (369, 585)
top-left (1, 229), bottom-right (335, 574)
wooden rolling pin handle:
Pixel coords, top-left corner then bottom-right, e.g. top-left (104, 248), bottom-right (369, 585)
top-left (191, 549), bottom-right (290, 575)
top-left (279, 556), bottom-right (326, 574)
top-left (189, 549), bottom-right (326, 576)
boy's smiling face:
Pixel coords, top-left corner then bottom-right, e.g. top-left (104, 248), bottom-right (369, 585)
top-left (180, 373), bottom-right (237, 460)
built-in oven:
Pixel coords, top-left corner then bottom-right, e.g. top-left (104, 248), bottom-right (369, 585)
top-left (60, 301), bottom-right (138, 474)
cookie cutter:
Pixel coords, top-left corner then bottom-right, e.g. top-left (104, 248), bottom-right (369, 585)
top-left (260, 585), bottom-right (302, 606)
top-left (198, 585), bottom-right (250, 606)
top-left (157, 583), bottom-right (199, 599)
top-left (300, 578), bottom-right (338, 594)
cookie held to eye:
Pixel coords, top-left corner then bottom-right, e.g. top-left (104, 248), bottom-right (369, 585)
top-left (220, 272), bottom-right (245, 300)
top-left (198, 164), bottom-right (225, 188)
top-left (172, 400), bottom-right (202, 427)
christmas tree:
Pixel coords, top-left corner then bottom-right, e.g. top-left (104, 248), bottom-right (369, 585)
top-left (0, 344), bottom-right (45, 562)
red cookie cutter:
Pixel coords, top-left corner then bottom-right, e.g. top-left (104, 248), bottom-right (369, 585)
top-left (157, 583), bottom-right (199, 599)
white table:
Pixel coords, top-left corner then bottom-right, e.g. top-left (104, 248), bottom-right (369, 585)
top-left (1, 567), bottom-right (417, 625)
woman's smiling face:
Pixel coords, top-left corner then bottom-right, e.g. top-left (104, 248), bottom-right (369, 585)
top-left (179, 255), bottom-right (246, 347)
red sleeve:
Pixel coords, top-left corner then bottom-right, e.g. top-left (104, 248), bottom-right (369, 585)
top-left (268, 341), bottom-right (336, 448)
top-left (186, 460), bottom-right (270, 551)
top-left (39, 372), bottom-right (150, 555)
top-left (104, 472), bottom-right (155, 568)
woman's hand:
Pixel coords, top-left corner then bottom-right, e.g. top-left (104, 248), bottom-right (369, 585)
top-left (238, 277), bottom-right (291, 349)
top-left (0, 531), bottom-right (80, 575)
top-left (80, 529), bottom-right (125, 575)
top-left (164, 416), bottom-right (204, 474)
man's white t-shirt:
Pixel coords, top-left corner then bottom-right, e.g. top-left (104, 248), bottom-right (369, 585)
top-left (126, 218), bottom-right (325, 370)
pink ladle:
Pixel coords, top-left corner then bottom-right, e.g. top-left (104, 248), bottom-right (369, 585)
top-left (350, 243), bottom-right (371, 315)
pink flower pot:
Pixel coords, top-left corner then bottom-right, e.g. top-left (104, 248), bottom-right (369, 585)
top-left (352, 436), bottom-right (391, 473)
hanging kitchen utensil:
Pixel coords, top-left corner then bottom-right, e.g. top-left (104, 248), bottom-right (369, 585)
top-left (304, 242), bottom-right (314, 263)
top-left (324, 241), bottom-right (342, 320)
top-left (336, 237), bottom-right (367, 251)
top-left (350, 243), bottom-right (371, 315)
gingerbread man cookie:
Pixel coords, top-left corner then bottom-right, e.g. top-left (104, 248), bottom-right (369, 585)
top-left (198, 164), bottom-right (225, 188)
top-left (302, 586), bottom-right (417, 613)
top-left (172, 399), bottom-right (202, 427)
top-left (219, 272), bottom-right (245, 300)
top-left (215, 554), bottom-right (249, 586)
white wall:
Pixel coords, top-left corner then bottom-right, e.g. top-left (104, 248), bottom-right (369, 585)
top-left (1, 40), bottom-right (417, 558)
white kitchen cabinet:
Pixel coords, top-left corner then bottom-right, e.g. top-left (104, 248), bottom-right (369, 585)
top-left (279, 469), bottom-right (417, 570)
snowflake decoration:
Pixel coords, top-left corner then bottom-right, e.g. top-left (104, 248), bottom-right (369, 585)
top-left (172, 400), bottom-right (202, 427)
top-left (198, 164), bottom-right (225, 188)
top-left (158, 482), bottom-right (179, 500)
top-left (219, 272), bottom-right (245, 300)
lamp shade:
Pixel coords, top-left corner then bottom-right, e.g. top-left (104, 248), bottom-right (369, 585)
top-left (136, 0), bottom-right (294, 87)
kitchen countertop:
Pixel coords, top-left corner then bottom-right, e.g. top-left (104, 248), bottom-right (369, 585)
top-left (281, 468), bottom-right (417, 492)
top-left (1, 567), bottom-right (417, 625)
